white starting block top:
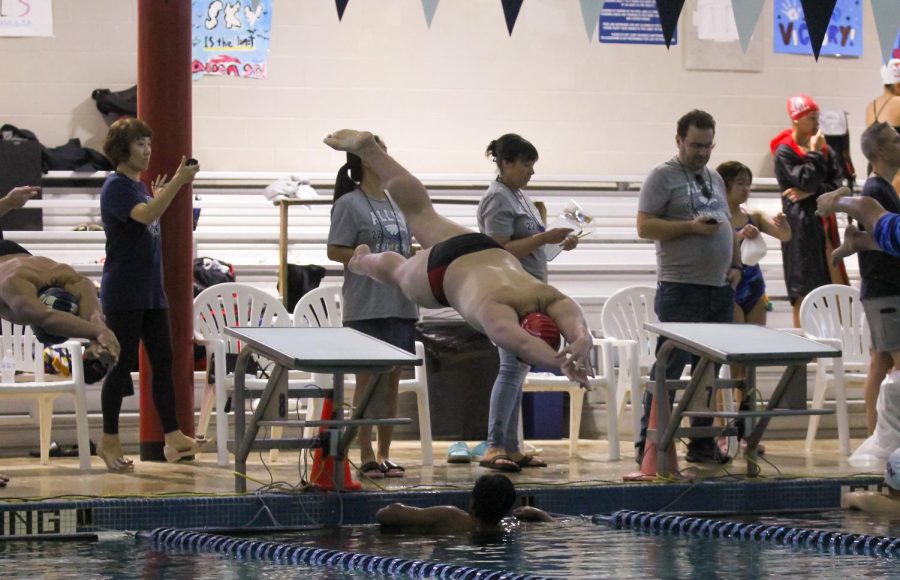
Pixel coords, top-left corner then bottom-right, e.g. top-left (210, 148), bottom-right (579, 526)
top-left (645, 323), bottom-right (842, 364)
top-left (223, 327), bottom-right (420, 373)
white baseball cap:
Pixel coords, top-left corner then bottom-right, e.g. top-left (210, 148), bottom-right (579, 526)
top-left (881, 59), bottom-right (900, 85)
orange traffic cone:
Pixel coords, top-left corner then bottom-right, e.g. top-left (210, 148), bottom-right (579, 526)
top-left (623, 391), bottom-right (680, 482)
top-left (309, 398), bottom-right (361, 491)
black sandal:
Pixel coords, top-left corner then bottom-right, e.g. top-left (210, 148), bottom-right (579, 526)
top-left (358, 461), bottom-right (384, 479)
top-left (380, 460), bottom-right (405, 478)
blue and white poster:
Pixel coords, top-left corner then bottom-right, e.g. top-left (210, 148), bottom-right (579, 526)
top-left (599, 0), bottom-right (675, 46)
top-left (773, 0), bottom-right (862, 58)
top-left (191, 0), bottom-right (272, 80)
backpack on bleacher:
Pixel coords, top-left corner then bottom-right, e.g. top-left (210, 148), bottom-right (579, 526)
top-left (192, 257), bottom-right (235, 297)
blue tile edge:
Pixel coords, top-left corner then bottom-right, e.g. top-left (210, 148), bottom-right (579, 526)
top-left (0, 477), bottom-right (882, 536)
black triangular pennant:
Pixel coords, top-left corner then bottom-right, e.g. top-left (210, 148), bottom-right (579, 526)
top-left (501, 0), bottom-right (524, 36)
top-left (800, 0), bottom-right (836, 60)
top-left (655, 0), bottom-right (684, 49)
top-left (335, 0), bottom-right (349, 21)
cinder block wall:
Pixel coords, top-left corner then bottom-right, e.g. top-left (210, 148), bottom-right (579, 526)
top-left (0, 0), bottom-right (886, 177)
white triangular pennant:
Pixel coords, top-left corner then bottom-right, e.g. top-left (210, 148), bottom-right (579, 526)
top-left (579, 0), bottom-right (606, 42)
top-left (731, 0), bottom-right (764, 54)
top-left (871, 0), bottom-right (900, 63)
top-left (421, 0), bottom-right (440, 28)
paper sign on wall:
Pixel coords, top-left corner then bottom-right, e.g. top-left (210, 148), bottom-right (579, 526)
top-left (0, 0), bottom-right (52, 37)
top-left (192, 0), bottom-right (273, 80)
top-left (773, 0), bottom-right (861, 58)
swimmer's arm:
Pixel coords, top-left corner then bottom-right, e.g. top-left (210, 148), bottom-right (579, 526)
top-left (753, 209), bottom-right (792, 242)
top-left (544, 296), bottom-right (593, 386)
top-left (4, 280), bottom-right (107, 342)
top-left (843, 492), bottom-right (900, 517)
top-left (376, 503), bottom-right (470, 529)
top-left (511, 506), bottom-right (554, 523)
top-left (478, 303), bottom-right (565, 370)
top-left (327, 244), bottom-right (354, 266)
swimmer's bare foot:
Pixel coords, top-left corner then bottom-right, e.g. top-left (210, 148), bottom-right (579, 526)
top-left (323, 130), bottom-right (377, 155)
top-left (816, 186), bottom-right (851, 217)
top-left (832, 224), bottom-right (880, 265)
top-left (348, 244), bottom-right (371, 275)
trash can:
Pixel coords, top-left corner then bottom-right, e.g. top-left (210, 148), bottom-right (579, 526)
top-left (522, 392), bottom-right (566, 439)
top-left (415, 319), bottom-right (499, 441)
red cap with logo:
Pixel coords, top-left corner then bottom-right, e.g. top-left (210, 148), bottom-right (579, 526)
top-left (787, 94), bottom-right (819, 121)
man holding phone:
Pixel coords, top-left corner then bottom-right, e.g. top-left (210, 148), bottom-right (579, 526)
top-left (634, 109), bottom-right (741, 466)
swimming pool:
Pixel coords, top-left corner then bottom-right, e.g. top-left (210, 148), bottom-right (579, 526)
top-left (1, 510), bottom-right (896, 578)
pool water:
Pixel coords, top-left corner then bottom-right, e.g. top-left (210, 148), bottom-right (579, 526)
top-left (1, 511), bottom-right (897, 579)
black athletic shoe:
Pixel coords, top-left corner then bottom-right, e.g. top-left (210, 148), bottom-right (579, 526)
top-left (684, 445), bottom-right (730, 465)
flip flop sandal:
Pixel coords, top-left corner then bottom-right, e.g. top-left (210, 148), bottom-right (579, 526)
top-left (515, 454), bottom-right (547, 468)
top-left (478, 454), bottom-right (522, 473)
top-left (447, 441), bottom-right (471, 464)
top-left (358, 461), bottom-right (384, 480)
top-left (380, 460), bottom-right (405, 478)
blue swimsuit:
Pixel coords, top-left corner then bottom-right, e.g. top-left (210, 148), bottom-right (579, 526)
top-left (734, 214), bottom-right (767, 315)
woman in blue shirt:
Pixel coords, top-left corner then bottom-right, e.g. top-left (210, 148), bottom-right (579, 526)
top-left (97, 118), bottom-right (201, 472)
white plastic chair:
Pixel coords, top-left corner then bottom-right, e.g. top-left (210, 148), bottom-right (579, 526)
top-left (800, 284), bottom-right (869, 456)
top-left (292, 285), bottom-right (434, 466)
top-left (522, 336), bottom-right (619, 460)
top-left (0, 320), bottom-right (91, 471)
top-left (598, 285), bottom-right (658, 442)
top-left (193, 283), bottom-right (293, 465)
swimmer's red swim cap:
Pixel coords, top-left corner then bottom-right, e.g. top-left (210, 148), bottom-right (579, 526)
top-left (519, 312), bottom-right (561, 351)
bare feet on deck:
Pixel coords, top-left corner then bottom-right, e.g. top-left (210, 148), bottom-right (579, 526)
top-left (347, 244), bottom-right (371, 275)
top-left (816, 186), bottom-right (851, 217)
top-left (323, 130), bottom-right (377, 155)
top-left (97, 434), bottom-right (134, 473)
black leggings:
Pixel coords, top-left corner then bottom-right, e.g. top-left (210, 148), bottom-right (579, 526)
top-left (101, 309), bottom-right (179, 434)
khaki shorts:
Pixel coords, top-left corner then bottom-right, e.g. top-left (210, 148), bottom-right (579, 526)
top-left (863, 295), bottom-right (900, 353)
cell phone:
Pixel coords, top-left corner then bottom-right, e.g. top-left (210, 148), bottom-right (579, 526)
top-left (185, 158), bottom-right (199, 166)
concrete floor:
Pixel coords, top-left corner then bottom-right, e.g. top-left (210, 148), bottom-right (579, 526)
top-left (0, 437), bottom-right (880, 502)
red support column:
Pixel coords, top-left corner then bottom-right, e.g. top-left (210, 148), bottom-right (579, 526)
top-left (137, 0), bottom-right (194, 460)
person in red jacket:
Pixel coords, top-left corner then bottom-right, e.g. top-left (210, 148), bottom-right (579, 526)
top-left (769, 94), bottom-right (848, 327)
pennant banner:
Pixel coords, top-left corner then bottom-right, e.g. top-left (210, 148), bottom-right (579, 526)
top-left (731, 0), bottom-right (764, 54)
top-left (799, 0), bottom-right (837, 60)
top-left (501, 0), bottom-right (524, 36)
top-left (655, 0), bottom-right (685, 49)
top-left (579, 0), bottom-right (606, 42)
top-left (421, 0), bottom-right (440, 28)
top-left (871, 0), bottom-right (900, 63)
top-left (335, 0), bottom-right (349, 21)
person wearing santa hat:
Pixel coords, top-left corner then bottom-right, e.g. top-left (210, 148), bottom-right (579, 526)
top-left (769, 94), bottom-right (848, 328)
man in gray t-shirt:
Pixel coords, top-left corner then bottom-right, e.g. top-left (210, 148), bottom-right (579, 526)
top-left (634, 109), bottom-right (742, 467)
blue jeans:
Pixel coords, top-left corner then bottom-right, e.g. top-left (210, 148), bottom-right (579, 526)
top-left (637, 282), bottom-right (735, 454)
top-left (487, 346), bottom-right (530, 453)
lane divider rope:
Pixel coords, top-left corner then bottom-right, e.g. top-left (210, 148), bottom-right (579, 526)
top-left (140, 527), bottom-right (555, 579)
top-left (593, 510), bottom-right (900, 558)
